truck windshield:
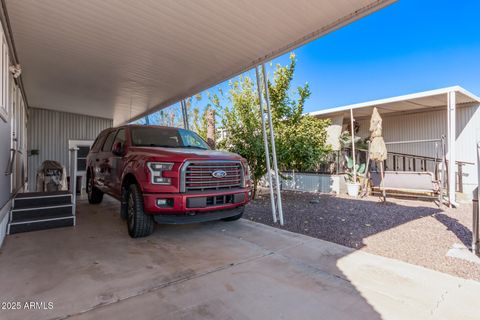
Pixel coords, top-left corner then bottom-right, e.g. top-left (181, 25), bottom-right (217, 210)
top-left (131, 127), bottom-right (210, 150)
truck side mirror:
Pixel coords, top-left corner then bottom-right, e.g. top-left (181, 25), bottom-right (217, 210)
top-left (112, 142), bottom-right (124, 156)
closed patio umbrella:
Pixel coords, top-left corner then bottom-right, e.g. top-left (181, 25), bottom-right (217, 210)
top-left (369, 107), bottom-right (387, 201)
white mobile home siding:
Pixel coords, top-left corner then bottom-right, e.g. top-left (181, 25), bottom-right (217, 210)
top-left (0, 21), bottom-right (28, 245)
top-left (27, 108), bottom-right (113, 187)
top-left (0, 107), bottom-right (11, 246)
top-left (455, 105), bottom-right (480, 195)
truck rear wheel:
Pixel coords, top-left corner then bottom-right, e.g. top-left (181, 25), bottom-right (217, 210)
top-left (222, 206), bottom-right (245, 221)
top-left (87, 172), bottom-right (103, 204)
top-left (126, 184), bottom-right (155, 238)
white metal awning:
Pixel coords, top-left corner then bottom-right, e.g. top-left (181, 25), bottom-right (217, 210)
top-left (309, 85), bottom-right (480, 207)
top-left (309, 86), bottom-right (480, 119)
top-left (5, 0), bottom-right (395, 125)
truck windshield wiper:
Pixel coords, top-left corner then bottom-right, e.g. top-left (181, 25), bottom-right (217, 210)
top-left (179, 145), bottom-right (208, 150)
top-left (145, 144), bottom-right (174, 148)
top-left (136, 144), bottom-right (207, 150)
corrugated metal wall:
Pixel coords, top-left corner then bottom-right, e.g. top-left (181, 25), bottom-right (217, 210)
top-left (355, 104), bottom-right (479, 158)
top-left (27, 108), bottom-right (112, 187)
top-left (455, 105), bottom-right (480, 195)
top-left (356, 107), bottom-right (447, 158)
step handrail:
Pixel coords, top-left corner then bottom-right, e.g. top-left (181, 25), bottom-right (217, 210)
top-left (69, 147), bottom-right (79, 224)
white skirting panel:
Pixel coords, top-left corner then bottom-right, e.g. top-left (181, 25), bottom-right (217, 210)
top-left (280, 172), bottom-right (342, 194)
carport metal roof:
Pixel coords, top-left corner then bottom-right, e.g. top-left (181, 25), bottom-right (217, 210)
top-left (4, 0), bottom-right (395, 125)
top-left (309, 86), bottom-right (480, 119)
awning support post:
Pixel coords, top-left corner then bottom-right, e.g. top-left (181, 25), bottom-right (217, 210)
top-left (181, 99), bottom-right (189, 130)
top-left (261, 63), bottom-right (284, 225)
top-left (472, 142), bottom-right (480, 255)
top-left (447, 91), bottom-right (457, 207)
top-left (350, 108), bottom-right (357, 183)
top-left (255, 66), bottom-right (277, 224)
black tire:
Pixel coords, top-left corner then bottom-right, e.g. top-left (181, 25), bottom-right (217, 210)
top-left (87, 171), bottom-right (104, 204)
top-left (126, 184), bottom-right (155, 238)
top-left (222, 206), bottom-right (245, 221)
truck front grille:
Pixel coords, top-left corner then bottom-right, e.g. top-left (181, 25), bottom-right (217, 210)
top-left (181, 161), bottom-right (243, 192)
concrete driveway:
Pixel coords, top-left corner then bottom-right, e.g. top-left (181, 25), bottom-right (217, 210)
top-left (0, 197), bottom-right (479, 320)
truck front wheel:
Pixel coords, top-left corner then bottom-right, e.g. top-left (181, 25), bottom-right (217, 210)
top-left (126, 184), bottom-right (155, 238)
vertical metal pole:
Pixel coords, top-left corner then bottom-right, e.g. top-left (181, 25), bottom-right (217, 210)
top-left (262, 63), bottom-right (284, 225)
top-left (472, 141), bottom-right (480, 255)
top-left (440, 135), bottom-right (446, 207)
top-left (69, 147), bottom-right (78, 224)
top-left (350, 108), bottom-right (357, 183)
top-left (473, 188), bottom-right (479, 255)
top-left (447, 91), bottom-right (457, 207)
top-left (477, 142), bottom-right (480, 200)
top-left (255, 66), bottom-right (277, 223)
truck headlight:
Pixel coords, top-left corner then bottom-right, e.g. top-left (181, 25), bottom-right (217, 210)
top-left (146, 162), bottom-right (174, 185)
top-left (241, 160), bottom-right (251, 188)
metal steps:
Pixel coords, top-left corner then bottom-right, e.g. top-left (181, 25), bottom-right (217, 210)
top-left (8, 191), bottom-right (75, 234)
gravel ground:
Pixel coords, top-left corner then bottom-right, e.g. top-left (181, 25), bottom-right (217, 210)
top-left (245, 188), bottom-right (480, 281)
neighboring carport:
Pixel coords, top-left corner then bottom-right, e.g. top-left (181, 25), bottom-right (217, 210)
top-left (310, 87), bottom-right (480, 205)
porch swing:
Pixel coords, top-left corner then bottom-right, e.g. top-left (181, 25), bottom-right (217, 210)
top-left (368, 136), bottom-right (447, 205)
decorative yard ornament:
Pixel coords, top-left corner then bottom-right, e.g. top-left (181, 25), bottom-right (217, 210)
top-left (369, 107), bottom-right (387, 201)
top-left (369, 107), bottom-right (387, 161)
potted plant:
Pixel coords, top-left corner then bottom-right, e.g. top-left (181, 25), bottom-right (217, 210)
top-left (344, 155), bottom-right (365, 197)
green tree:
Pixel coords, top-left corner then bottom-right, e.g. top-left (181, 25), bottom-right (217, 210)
top-left (277, 116), bottom-right (331, 171)
top-left (266, 53), bottom-right (331, 171)
top-left (217, 53), bottom-right (331, 197)
top-left (217, 77), bottom-right (266, 197)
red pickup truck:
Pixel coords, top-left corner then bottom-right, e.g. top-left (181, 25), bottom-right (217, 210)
top-left (86, 125), bottom-right (251, 238)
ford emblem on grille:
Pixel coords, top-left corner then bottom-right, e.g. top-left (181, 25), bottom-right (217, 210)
top-left (212, 170), bottom-right (227, 179)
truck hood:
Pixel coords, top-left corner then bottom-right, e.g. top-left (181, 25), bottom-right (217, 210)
top-left (129, 147), bottom-right (244, 162)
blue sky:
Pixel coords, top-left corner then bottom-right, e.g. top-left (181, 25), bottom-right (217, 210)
top-left (267, 0), bottom-right (480, 112)
top-left (151, 0), bottom-right (480, 122)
